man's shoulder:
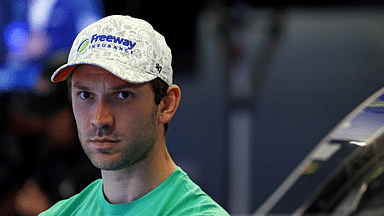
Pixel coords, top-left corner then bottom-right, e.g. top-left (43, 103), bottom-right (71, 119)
top-left (164, 168), bottom-right (230, 215)
top-left (39, 179), bottom-right (102, 216)
top-left (171, 194), bottom-right (230, 216)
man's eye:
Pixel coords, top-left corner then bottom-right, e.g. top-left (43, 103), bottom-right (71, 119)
top-left (118, 91), bottom-right (131, 99)
top-left (80, 91), bottom-right (91, 99)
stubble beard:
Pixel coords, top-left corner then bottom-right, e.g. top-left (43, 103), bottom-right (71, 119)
top-left (78, 105), bottom-right (159, 171)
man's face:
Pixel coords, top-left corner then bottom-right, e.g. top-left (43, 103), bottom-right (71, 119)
top-left (71, 65), bottom-right (159, 171)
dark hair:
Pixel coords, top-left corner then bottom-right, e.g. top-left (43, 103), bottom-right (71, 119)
top-left (148, 77), bottom-right (169, 135)
top-left (66, 75), bottom-right (170, 136)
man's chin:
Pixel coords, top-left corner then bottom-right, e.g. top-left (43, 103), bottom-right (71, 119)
top-left (92, 161), bottom-right (125, 171)
top-left (91, 154), bottom-right (149, 171)
top-left (87, 154), bottom-right (124, 171)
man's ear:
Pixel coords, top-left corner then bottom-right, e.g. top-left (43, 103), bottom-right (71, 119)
top-left (158, 85), bottom-right (181, 124)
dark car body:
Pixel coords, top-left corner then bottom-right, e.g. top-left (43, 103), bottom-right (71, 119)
top-left (255, 87), bottom-right (384, 216)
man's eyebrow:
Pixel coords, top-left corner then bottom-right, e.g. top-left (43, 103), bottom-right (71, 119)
top-left (72, 82), bottom-right (89, 90)
top-left (72, 82), bottom-right (140, 91)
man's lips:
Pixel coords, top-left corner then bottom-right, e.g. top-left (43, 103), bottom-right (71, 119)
top-left (90, 138), bottom-right (119, 149)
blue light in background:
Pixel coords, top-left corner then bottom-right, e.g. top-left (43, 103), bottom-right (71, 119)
top-left (0, 64), bottom-right (41, 92)
top-left (4, 21), bottom-right (29, 51)
top-left (0, 0), bottom-right (104, 93)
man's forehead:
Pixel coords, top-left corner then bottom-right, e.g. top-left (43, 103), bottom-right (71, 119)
top-left (71, 65), bottom-right (147, 89)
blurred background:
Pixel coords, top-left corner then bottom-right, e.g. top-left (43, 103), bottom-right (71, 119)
top-left (0, 0), bottom-right (384, 215)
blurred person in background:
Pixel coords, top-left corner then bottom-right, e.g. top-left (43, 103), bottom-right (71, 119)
top-left (0, 0), bottom-right (104, 92)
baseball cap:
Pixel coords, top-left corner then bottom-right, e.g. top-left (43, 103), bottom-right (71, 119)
top-left (51, 15), bottom-right (173, 85)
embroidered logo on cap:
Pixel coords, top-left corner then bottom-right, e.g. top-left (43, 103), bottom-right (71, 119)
top-left (80, 34), bottom-right (137, 54)
top-left (155, 63), bottom-right (162, 73)
top-left (77, 38), bottom-right (90, 53)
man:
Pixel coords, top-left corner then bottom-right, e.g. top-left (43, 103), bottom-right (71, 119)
top-left (39, 15), bottom-right (229, 215)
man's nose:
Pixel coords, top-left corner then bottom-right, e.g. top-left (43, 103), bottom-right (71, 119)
top-left (91, 100), bottom-right (114, 129)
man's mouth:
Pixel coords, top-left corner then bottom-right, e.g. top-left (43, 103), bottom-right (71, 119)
top-left (90, 138), bottom-right (119, 149)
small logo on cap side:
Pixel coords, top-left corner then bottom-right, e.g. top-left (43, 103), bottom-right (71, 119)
top-left (78, 38), bottom-right (90, 53)
top-left (155, 63), bottom-right (162, 73)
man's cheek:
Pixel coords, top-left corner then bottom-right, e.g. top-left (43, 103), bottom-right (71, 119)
top-left (72, 108), bottom-right (86, 131)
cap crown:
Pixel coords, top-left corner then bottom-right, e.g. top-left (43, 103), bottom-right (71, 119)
top-left (64, 15), bottom-right (173, 85)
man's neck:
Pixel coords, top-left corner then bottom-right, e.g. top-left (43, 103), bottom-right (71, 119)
top-left (101, 143), bottom-right (177, 204)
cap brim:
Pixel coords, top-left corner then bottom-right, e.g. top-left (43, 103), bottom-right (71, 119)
top-left (51, 64), bottom-right (77, 82)
top-left (51, 59), bottom-right (158, 84)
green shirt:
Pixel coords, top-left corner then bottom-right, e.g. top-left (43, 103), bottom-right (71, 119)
top-left (39, 168), bottom-right (229, 215)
